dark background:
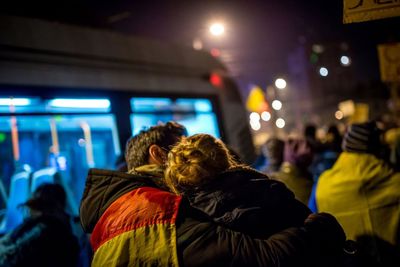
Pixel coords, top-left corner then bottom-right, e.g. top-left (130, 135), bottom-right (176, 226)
top-left (2, 0), bottom-right (399, 123)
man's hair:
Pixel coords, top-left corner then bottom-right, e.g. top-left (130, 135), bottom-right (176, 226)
top-left (125, 121), bottom-right (187, 170)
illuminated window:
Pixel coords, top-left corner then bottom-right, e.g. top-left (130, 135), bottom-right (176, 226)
top-left (0, 95), bottom-right (119, 232)
top-left (47, 98), bottom-right (111, 112)
top-left (130, 97), bottom-right (220, 137)
top-left (0, 97), bottom-right (111, 113)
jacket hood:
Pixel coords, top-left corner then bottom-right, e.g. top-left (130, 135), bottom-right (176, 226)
top-left (184, 167), bottom-right (266, 213)
top-left (186, 167), bottom-right (295, 220)
top-left (324, 152), bottom-right (394, 189)
top-left (79, 168), bottom-right (157, 233)
top-left (185, 166), bottom-right (309, 238)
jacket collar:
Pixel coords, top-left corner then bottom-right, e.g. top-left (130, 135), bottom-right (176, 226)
top-left (79, 168), bottom-right (158, 233)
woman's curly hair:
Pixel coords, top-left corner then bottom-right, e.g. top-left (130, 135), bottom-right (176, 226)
top-left (165, 134), bottom-right (238, 194)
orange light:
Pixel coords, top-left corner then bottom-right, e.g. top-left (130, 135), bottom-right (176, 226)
top-left (210, 73), bottom-right (223, 88)
top-left (9, 100), bottom-right (20, 161)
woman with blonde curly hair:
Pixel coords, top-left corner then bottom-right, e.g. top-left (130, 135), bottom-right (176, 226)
top-left (165, 134), bottom-right (312, 239)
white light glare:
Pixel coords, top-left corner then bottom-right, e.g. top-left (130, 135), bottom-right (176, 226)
top-left (335, 110), bottom-right (344, 120)
top-left (319, 67), bottom-right (329, 77)
top-left (249, 112), bottom-right (260, 121)
top-left (312, 44), bottom-right (324, 54)
top-left (0, 98), bottom-right (31, 106)
top-left (275, 78), bottom-right (287, 89)
top-left (250, 120), bottom-right (261, 131)
top-left (272, 100), bottom-right (282, 111)
top-left (193, 38), bottom-right (203, 50)
top-left (340, 56), bottom-right (351, 66)
top-left (49, 99), bottom-right (111, 109)
top-left (276, 118), bottom-right (285, 128)
top-left (261, 111), bottom-right (271, 121)
top-left (209, 23), bottom-right (225, 36)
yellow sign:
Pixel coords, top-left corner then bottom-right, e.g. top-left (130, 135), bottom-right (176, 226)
top-left (246, 85), bottom-right (266, 112)
top-left (344, 0), bottom-right (400, 23)
top-left (378, 43), bottom-right (400, 82)
top-left (339, 100), bottom-right (356, 117)
top-left (349, 103), bottom-right (370, 123)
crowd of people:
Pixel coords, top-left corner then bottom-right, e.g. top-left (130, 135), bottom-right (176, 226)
top-left (0, 120), bottom-right (399, 266)
top-left (257, 121), bottom-right (400, 266)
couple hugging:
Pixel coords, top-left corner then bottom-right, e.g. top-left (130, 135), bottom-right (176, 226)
top-left (80, 121), bottom-right (347, 267)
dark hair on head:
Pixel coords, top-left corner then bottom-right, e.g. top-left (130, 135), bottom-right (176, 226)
top-left (24, 183), bottom-right (66, 212)
top-left (262, 138), bottom-right (285, 164)
top-left (305, 124), bottom-right (316, 139)
top-left (125, 121), bottom-right (187, 171)
top-left (328, 124), bottom-right (340, 135)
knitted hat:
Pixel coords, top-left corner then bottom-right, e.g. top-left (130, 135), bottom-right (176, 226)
top-left (25, 183), bottom-right (66, 212)
top-left (342, 121), bottom-right (381, 154)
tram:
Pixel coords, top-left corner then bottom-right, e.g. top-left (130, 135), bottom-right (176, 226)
top-left (0, 15), bottom-right (255, 232)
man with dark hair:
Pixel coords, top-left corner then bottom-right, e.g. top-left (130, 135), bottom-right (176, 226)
top-left (80, 121), bottom-right (346, 267)
top-left (125, 121), bottom-right (187, 171)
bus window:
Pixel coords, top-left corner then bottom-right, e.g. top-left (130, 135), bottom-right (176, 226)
top-left (0, 97), bottom-right (120, 228)
top-left (130, 97), bottom-right (221, 137)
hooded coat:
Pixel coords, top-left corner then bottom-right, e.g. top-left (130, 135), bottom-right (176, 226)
top-left (184, 167), bottom-right (311, 239)
top-left (316, 152), bottom-right (400, 265)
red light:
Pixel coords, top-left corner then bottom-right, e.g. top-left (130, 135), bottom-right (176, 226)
top-left (210, 73), bottom-right (223, 88)
top-left (210, 48), bottom-right (221, 57)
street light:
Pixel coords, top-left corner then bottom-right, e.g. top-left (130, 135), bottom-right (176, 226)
top-left (276, 118), bottom-right (285, 128)
top-left (340, 56), bottom-right (351, 66)
top-left (209, 23), bottom-right (225, 36)
top-left (275, 78), bottom-right (287, 90)
top-left (192, 37), bottom-right (203, 50)
top-left (272, 100), bottom-right (282, 111)
top-left (319, 67), bottom-right (329, 77)
top-left (261, 111), bottom-right (271, 121)
top-left (249, 112), bottom-right (260, 121)
top-left (335, 110), bottom-right (344, 120)
top-left (250, 119), bottom-right (261, 131)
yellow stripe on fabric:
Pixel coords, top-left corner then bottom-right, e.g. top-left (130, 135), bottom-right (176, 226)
top-left (92, 223), bottom-right (179, 267)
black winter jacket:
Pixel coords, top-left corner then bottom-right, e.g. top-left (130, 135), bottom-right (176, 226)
top-left (184, 167), bottom-right (311, 239)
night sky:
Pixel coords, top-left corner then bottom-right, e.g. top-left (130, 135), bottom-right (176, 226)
top-left (2, 0), bottom-right (400, 96)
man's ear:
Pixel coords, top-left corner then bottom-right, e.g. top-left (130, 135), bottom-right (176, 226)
top-left (148, 144), bottom-right (167, 165)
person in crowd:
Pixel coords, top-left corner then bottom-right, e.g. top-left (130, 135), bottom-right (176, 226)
top-left (0, 183), bottom-right (79, 267)
top-left (305, 124), bottom-right (324, 153)
top-left (325, 125), bottom-right (343, 153)
top-left (164, 134), bottom-right (312, 240)
top-left (316, 121), bottom-right (400, 266)
top-left (80, 121), bottom-right (347, 267)
top-left (260, 137), bottom-right (285, 174)
top-left (271, 138), bottom-right (314, 205)
top-left (308, 124), bottom-right (342, 212)
top-left (384, 126), bottom-right (400, 171)
top-left (305, 124), bottom-right (317, 140)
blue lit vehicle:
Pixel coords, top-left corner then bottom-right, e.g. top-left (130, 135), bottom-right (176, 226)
top-left (0, 16), bottom-right (255, 232)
